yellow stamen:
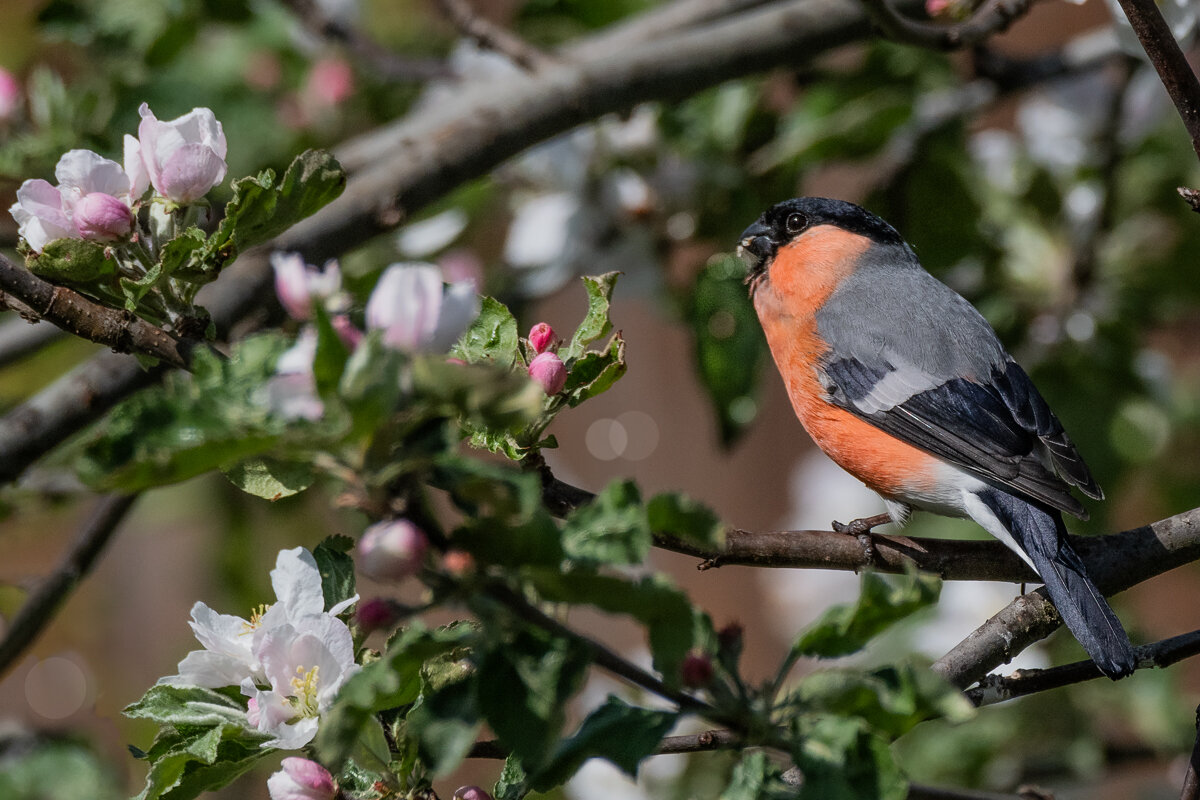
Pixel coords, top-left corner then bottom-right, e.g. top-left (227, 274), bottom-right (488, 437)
top-left (289, 665), bottom-right (321, 718)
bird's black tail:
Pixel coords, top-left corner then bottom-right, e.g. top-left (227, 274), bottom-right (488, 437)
top-left (976, 490), bottom-right (1136, 679)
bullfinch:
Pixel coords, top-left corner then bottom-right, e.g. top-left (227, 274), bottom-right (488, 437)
top-left (738, 196), bottom-right (1136, 679)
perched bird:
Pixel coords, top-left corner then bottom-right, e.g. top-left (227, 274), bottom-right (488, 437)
top-left (738, 197), bottom-right (1135, 679)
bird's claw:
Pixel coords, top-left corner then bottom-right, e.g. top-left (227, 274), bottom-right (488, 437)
top-left (832, 514), bottom-right (891, 568)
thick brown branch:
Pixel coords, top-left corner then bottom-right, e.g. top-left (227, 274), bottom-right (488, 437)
top-left (0, 493), bottom-right (138, 678)
top-left (967, 628), bottom-right (1200, 706)
top-left (0, 254), bottom-right (195, 369)
top-left (1113, 0), bottom-right (1200, 163)
top-left (435, 0), bottom-right (552, 71)
top-left (933, 507), bottom-right (1200, 688)
top-left (859, 0), bottom-right (1035, 50)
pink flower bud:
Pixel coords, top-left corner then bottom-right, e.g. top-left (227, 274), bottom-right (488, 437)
top-left (73, 192), bottom-right (133, 241)
top-left (267, 757), bottom-right (336, 800)
top-left (925, 0), bottom-right (951, 16)
top-left (357, 519), bottom-right (428, 581)
top-left (246, 696), bottom-right (261, 726)
top-left (443, 550), bottom-right (473, 575)
top-left (0, 68), bottom-right (21, 121)
top-left (528, 322), bottom-right (556, 354)
top-left (305, 57), bottom-right (355, 107)
top-left (528, 352), bottom-right (567, 395)
top-left (330, 314), bottom-right (362, 350)
top-left (454, 787), bottom-right (494, 800)
top-left (355, 598), bottom-right (400, 634)
top-left (680, 652), bottom-right (714, 688)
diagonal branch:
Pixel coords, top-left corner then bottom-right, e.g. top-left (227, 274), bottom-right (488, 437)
top-left (858, 0), bottom-right (1036, 50)
top-left (933, 507), bottom-right (1200, 688)
top-left (0, 254), bottom-right (197, 369)
top-left (0, 493), bottom-right (139, 678)
top-left (435, 0), bottom-right (552, 71)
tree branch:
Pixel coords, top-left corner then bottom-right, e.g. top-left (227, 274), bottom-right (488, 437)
top-left (1181, 704), bottom-right (1200, 800)
top-left (858, 0), bottom-right (1036, 50)
top-left (966, 627), bottom-right (1200, 706)
top-left (0, 315), bottom-right (65, 368)
top-left (434, 0), bottom-right (552, 71)
top-left (1112, 0), bottom-right (1200, 164)
top-left (0, 493), bottom-right (139, 678)
top-left (933, 507), bottom-right (1200, 688)
top-left (0, 254), bottom-right (196, 369)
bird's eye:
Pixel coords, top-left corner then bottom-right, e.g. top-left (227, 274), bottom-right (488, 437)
top-left (784, 212), bottom-right (808, 235)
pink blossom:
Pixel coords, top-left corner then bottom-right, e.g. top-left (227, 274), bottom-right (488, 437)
top-left (73, 192), bottom-right (133, 241)
top-left (528, 322), bottom-right (556, 354)
top-left (528, 352), bottom-right (567, 395)
top-left (355, 598), bottom-right (400, 634)
top-left (125, 103), bottom-right (227, 204)
top-left (454, 787), bottom-right (494, 800)
top-left (365, 263), bottom-right (480, 353)
top-left (270, 252), bottom-right (347, 320)
top-left (356, 519), bottom-right (428, 581)
top-left (0, 68), bottom-right (21, 121)
top-left (305, 57), bottom-right (354, 107)
top-left (267, 758), bottom-right (336, 800)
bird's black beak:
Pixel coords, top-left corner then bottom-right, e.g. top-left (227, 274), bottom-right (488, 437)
top-left (737, 220), bottom-right (775, 281)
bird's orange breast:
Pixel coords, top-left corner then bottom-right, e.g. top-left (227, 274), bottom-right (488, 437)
top-left (753, 227), bottom-right (940, 498)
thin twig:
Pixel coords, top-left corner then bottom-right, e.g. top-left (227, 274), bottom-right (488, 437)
top-left (1112, 0), bottom-right (1200, 163)
top-left (0, 254), bottom-right (196, 369)
top-left (0, 493), bottom-right (139, 678)
top-left (859, 0), bottom-right (1036, 50)
top-left (435, 0), bottom-right (552, 71)
top-left (1181, 704), bottom-right (1200, 800)
top-left (468, 727), bottom-right (744, 759)
top-left (277, 0), bottom-right (450, 81)
top-left (967, 628), bottom-right (1200, 706)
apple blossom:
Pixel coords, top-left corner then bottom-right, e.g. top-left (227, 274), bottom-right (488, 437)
top-left (454, 787), bottom-right (494, 800)
top-left (305, 57), bottom-right (355, 108)
top-left (263, 329), bottom-right (324, 422)
top-left (528, 351), bottom-right (567, 395)
top-left (242, 614), bottom-right (359, 749)
top-left (270, 252), bottom-right (349, 320)
top-left (126, 103), bottom-right (227, 204)
top-left (356, 519), bottom-right (428, 581)
top-left (528, 322), bottom-right (556, 354)
top-left (162, 548), bottom-right (357, 689)
top-left (365, 263), bottom-right (480, 353)
top-left (10, 149), bottom-right (136, 251)
top-left (268, 758), bottom-right (337, 800)
top-left (0, 68), bottom-right (21, 121)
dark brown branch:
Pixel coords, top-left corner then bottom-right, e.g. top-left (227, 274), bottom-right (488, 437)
top-left (1181, 704), bottom-right (1200, 800)
top-left (277, 0), bottom-right (450, 81)
top-left (435, 0), bottom-right (552, 71)
top-left (1113, 0), bottom-right (1200, 163)
top-left (468, 727), bottom-right (744, 760)
top-left (933, 507), bottom-right (1200, 688)
top-left (0, 315), bottom-right (65, 367)
top-left (0, 493), bottom-right (139, 678)
top-left (859, 0), bottom-right (1035, 50)
top-left (907, 784), bottom-right (1051, 800)
top-left (0, 254), bottom-right (195, 369)
top-left (967, 628), bottom-right (1200, 707)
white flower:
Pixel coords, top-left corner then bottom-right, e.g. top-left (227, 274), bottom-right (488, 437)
top-left (162, 548), bottom-right (357, 689)
top-left (126, 103), bottom-right (228, 204)
top-left (241, 614), bottom-right (359, 749)
top-left (9, 149), bottom-right (136, 251)
top-left (365, 263), bottom-right (480, 353)
top-left (270, 252), bottom-right (349, 320)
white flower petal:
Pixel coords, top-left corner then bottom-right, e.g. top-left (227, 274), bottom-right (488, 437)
top-left (429, 280), bottom-right (481, 352)
top-left (270, 547), bottom-right (328, 620)
top-left (54, 149), bottom-right (130, 198)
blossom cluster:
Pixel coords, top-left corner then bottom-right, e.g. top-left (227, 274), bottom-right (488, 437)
top-left (163, 547), bottom-right (359, 750)
top-left (267, 254), bottom-right (482, 420)
top-left (10, 103), bottom-right (227, 253)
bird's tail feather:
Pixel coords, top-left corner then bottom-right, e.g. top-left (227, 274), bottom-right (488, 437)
top-left (976, 489), bottom-right (1136, 679)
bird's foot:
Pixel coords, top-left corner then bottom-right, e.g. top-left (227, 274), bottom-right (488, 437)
top-left (832, 513), bottom-right (891, 568)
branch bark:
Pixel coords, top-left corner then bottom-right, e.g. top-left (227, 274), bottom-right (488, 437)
top-left (0, 493), bottom-right (138, 678)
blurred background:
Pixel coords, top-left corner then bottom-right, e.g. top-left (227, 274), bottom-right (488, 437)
top-left (1, 0), bottom-right (1200, 797)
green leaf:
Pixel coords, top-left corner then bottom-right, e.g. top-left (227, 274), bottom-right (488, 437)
top-left (528, 697), bottom-right (677, 791)
top-left (311, 306), bottom-right (351, 400)
top-left (407, 674), bottom-right (482, 777)
top-left (720, 751), bottom-right (793, 800)
top-left (789, 715), bottom-right (907, 800)
top-left (0, 739), bottom-right (123, 800)
top-left (158, 227), bottom-right (208, 281)
top-left (646, 492), bottom-right (725, 550)
top-left (687, 254), bottom-right (767, 446)
top-left (223, 456), bottom-right (314, 500)
top-left (77, 333), bottom-right (296, 491)
top-left (561, 479), bottom-right (651, 565)
top-left (454, 296), bottom-right (519, 367)
top-left (313, 535), bottom-right (357, 613)
top-left (338, 331), bottom-right (404, 435)
top-left (476, 629), bottom-right (591, 773)
top-left (27, 237), bottom-right (118, 282)
top-left (199, 149), bottom-right (345, 268)
top-left (123, 685), bottom-right (249, 728)
top-left (792, 570), bottom-right (940, 659)
top-left (794, 663), bottom-right (974, 739)
top-left (314, 622), bottom-right (476, 769)
top-left (411, 356), bottom-right (544, 436)
top-left (564, 272), bottom-right (619, 360)
top-left (494, 755), bottom-right (530, 800)
top-left (564, 333), bottom-right (626, 408)
top-left (526, 569), bottom-right (707, 688)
